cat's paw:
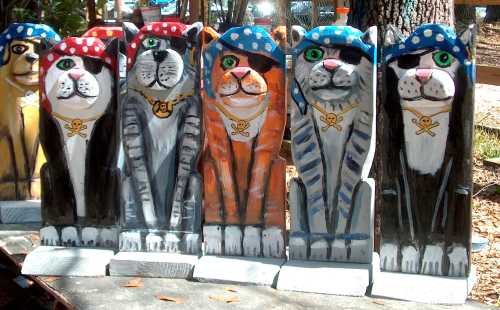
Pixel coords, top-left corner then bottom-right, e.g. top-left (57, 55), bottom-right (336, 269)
top-left (309, 238), bottom-right (328, 260)
top-left (349, 239), bottom-right (370, 263)
top-left (224, 226), bottom-right (242, 256)
top-left (380, 241), bottom-right (399, 272)
top-left (146, 233), bottom-right (163, 252)
top-left (81, 227), bottom-right (98, 246)
top-left (203, 225), bottom-right (222, 255)
top-left (331, 239), bottom-right (347, 261)
top-left (447, 243), bottom-right (468, 277)
top-left (289, 234), bottom-right (308, 260)
top-left (61, 226), bottom-right (80, 247)
top-left (164, 232), bottom-right (180, 253)
top-left (420, 243), bottom-right (444, 276)
top-left (243, 226), bottom-right (261, 257)
top-left (40, 226), bottom-right (59, 246)
top-left (262, 227), bottom-right (284, 258)
top-left (119, 231), bottom-right (142, 251)
top-left (99, 228), bottom-right (118, 248)
top-left (401, 244), bottom-right (420, 274)
top-left (183, 233), bottom-right (200, 254)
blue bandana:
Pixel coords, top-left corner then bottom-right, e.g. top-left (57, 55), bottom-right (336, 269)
top-left (0, 23), bottom-right (61, 67)
top-left (203, 26), bottom-right (285, 98)
top-left (291, 26), bottom-right (377, 114)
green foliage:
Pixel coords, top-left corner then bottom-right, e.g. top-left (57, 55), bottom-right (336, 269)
top-left (474, 128), bottom-right (500, 160)
top-left (11, 7), bottom-right (37, 23)
top-left (41, 0), bottom-right (88, 37)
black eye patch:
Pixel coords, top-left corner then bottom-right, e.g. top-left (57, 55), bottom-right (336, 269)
top-left (11, 44), bottom-right (28, 55)
top-left (169, 37), bottom-right (187, 54)
top-left (83, 57), bottom-right (104, 74)
top-left (248, 53), bottom-right (277, 73)
top-left (338, 47), bottom-right (363, 65)
top-left (397, 54), bottom-right (421, 69)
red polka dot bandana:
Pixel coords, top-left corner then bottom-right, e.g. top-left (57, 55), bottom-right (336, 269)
top-left (127, 22), bottom-right (187, 71)
top-left (83, 26), bottom-right (124, 40)
top-left (40, 37), bottom-right (115, 112)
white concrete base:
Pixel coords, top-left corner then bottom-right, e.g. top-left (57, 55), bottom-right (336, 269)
top-left (21, 246), bottom-right (114, 276)
top-left (371, 267), bottom-right (477, 304)
top-left (193, 256), bottom-right (285, 286)
top-left (0, 200), bottom-right (41, 223)
top-left (277, 260), bottom-right (371, 296)
top-left (109, 252), bottom-right (199, 278)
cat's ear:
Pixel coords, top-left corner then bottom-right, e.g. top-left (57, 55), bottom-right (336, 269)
top-left (183, 22), bottom-right (203, 48)
top-left (1, 41), bottom-right (11, 65)
top-left (271, 26), bottom-right (287, 48)
top-left (384, 25), bottom-right (404, 47)
top-left (122, 22), bottom-right (139, 44)
top-left (291, 25), bottom-right (306, 48)
top-left (458, 24), bottom-right (475, 47)
top-left (362, 26), bottom-right (377, 47)
top-left (201, 27), bottom-right (220, 47)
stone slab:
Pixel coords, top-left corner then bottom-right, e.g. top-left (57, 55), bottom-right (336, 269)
top-left (371, 268), bottom-right (477, 305)
top-left (109, 252), bottom-right (199, 278)
top-left (21, 246), bottom-right (114, 276)
top-left (193, 256), bottom-right (285, 286)
top-left (277, 260), bottom-right (371, 296)
top-left (0, 200), bottom-right (41, 223)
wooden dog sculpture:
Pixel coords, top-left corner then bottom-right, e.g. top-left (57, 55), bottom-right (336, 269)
top-left (201, 26), bottom-right (287, 258)
top-left (380, 24), bottom-right (475, 277)
top-left (0, 23), bottom-right (60, 200)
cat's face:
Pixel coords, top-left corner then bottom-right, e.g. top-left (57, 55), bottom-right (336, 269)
top-left (131, 35), bottom-right (189, 90)
top-left (44, 54), bottom-right (113, 110)
top-left (295, 45), bottom-right (371, 102)
top-left (389, 49), bottom-right (459, 104)
top-left (212, 50), bottom-right (275, 107)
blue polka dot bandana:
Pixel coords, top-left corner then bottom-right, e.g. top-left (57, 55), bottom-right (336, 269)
top-left (292, 26), bottom-right (376, 62)
top-left (203, 26), bottom-right (285, 98)
top-left (0, 23), bottom-right (61, 66)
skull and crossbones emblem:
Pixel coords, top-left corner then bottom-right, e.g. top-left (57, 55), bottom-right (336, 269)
top-left (153, 100), bottom-right (174, 118)
top-left (64, 119), bottom-right (88, 138)
top-left (320, 112), bottom-right (343, 132)
top-left (412, 115), bottom-right (439, 137)
top-left (231, 120), bottom-right (250, 137)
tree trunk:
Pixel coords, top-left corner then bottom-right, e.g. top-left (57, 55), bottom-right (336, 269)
top-left (484, 5), bottom-right (500, 23)
top-left (87, 0), bottom-right (97, 28)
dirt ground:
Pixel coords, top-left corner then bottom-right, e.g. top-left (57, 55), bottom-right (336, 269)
top-left (477, 23), bottom-right (500, 68)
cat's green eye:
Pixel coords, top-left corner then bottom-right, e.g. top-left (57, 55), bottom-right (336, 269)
top-left (56, 58), bottom-right (76, 71)
top-left (304, 47), bottom-right (324, 62)
top-left (433, 51), bottom-right (454, 68)
top-left (142, 37), bottom-right (160, 49)
top-left (221, 55), bottom-right (239, 70)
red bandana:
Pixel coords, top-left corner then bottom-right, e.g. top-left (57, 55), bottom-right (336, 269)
top-left (40, 37), bottom-right (116, 112)
top-left (127, 22), bottom-right (187, 70)
top-left (83, 26), bottom-right (124, 40)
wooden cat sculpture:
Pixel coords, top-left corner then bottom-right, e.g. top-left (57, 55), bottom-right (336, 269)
top-left (379, 24), bottom-right (475, 277)
top-left (201, 26), bottom-right (287, 258)
top-left (0, 23), bottom-right (60, 200)
top-left (288, 25), bottom-right (377, 263)
top-left (39, 36), bottom-right (119, 247)
top-left (119, 22), bottom-right (203, 254)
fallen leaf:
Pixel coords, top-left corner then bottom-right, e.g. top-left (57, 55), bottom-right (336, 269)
top-left (223, 287), bottom-right (238, 293)
top-left (122, 278), bottom-right (143, 288)
top-left (372, 299), bottom-right (385, 306)
top-left (42, 276), bottom-right (61, 283)
top-left (156, 294), bottom-right (184, 304)
top-left (209, 295), bottom-right (240, 303)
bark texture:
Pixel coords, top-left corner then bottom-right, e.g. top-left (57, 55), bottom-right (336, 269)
top-left (484, 5), bottom-right (500, 23)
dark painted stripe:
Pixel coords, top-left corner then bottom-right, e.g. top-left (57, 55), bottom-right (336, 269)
top-left (339, 191), bottom-right (352, 204)
top-left (345, 154), bottom-right (361, 173)
top-left (300, 158), bottom-right (321, 173)
top-left (353, 128), bottom-right (370, 141)
top-left (351, 140), bottom-right (365, 155)
top-left (305, 174), bottom-right (321, 187)
top-left (344, 182), bottom-right (354, 192)
top-left (295, 142), bottom-right (316, 160)
top-left (293, 126), bottom-right (313, 144)
top-left (308, 191), bottom-right (323, 204)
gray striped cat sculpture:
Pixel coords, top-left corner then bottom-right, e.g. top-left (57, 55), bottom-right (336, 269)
top-left (379, 24), bottom-right (474, 277)
top-left (288, 25), bottom-right (377, 263)
top-left (119, 22), bottom-right (203, 254)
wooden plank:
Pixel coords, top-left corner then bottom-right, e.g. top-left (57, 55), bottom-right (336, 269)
top-left (477, 65), bottom-right (500, 86)
top-left (455, 0), bottom-right (500, 5)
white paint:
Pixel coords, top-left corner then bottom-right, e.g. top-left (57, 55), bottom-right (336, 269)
top-left (380, 242), bottom-right (399, 272)
top-left (203, 225), bottom-right (222, 255)
top-left (448, 244), bottom-right (468, 277)
top-left (216, 100), bottom-right (268, 142)
top-left (99, 228), bottom-right (117, 247)
top-left (224, 225), bottom-right (242, 256)
top-left (309, 239), bottom-right (328, 260)
top-left (146, 233), bottom-right (163, 251)
top-left (164, 232), bottom-right (180, 253)
top-left (40, 226), bottom-right (59, 246)
top-left (262, 227), bottom-right (284, 258)
top-left (61, 226), bottom-right (80, 246)
top-left (289, 236), bottom-right (308, 260)
top-left (401, 244), bottom-right (420, 274)
top-left (81, 227), bottom-right (98, 246)
top-left (421, 242), bottom-right (444, 276)
top-left (183, 233), bottom-right (200, 254)
top-left (119, 231), bottom-right (142, 251)
top-left (243, 226), bottom-right (261, 257)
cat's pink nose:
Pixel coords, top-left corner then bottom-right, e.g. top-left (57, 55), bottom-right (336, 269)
top-left (69, 69), bottom-right (85, 80)
top-left (323, 59), bottom-right (339, 71)
top-left (415, 69), bottom-right (432, 82)
top-left (231, 67), bottom-right (250, 80)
